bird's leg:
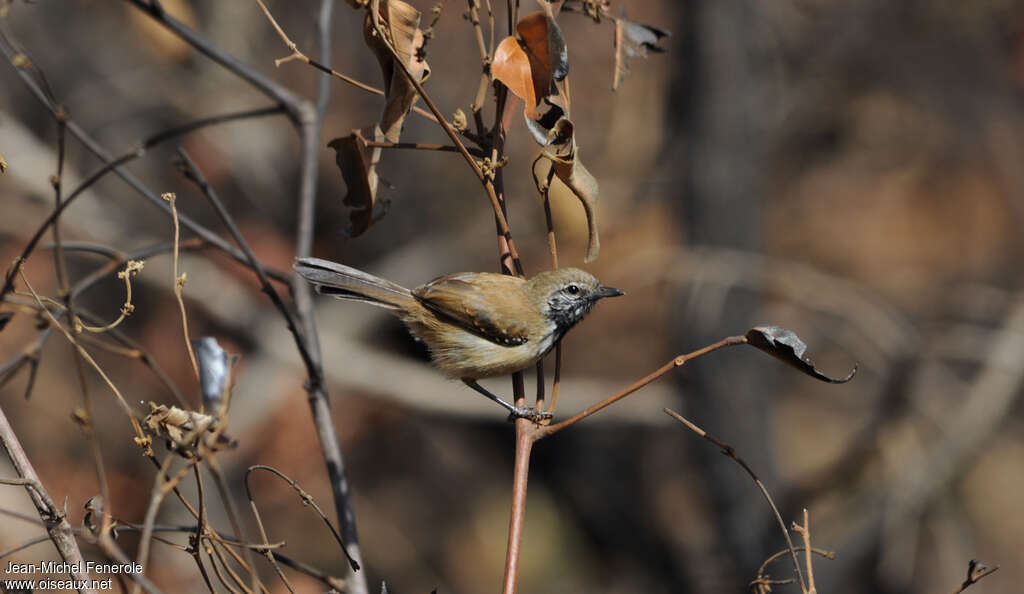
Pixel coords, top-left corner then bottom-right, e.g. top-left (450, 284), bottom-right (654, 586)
top-left (462, 379), bottom-right (553, 422)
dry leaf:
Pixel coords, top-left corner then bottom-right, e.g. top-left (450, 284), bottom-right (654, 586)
top-left (327, 127), bottom-right (384, 237)
top-left (524, 95), bottom-right (568, 145)
top-left (534, 118), bottom-right (600, 262)
top-left (0, 152), bottom-right (7, 173)
top-left (745, 326), bottom-right (857, 383)
top-left (613, 17), bottom-right (670, 90)
top-left (364, 0), bottom-right (431, 143)
top-left (516, 11), bottom-right (569, 100)
top-left (494, 11), bottom-right (570, 108)
top-left (493, 36), bottom-right (537, 107)
top-left (144, 403), bottom-right (218, 446)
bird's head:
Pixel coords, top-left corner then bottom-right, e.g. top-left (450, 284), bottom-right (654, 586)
top-left (527, 268), bottom-right (625, 331)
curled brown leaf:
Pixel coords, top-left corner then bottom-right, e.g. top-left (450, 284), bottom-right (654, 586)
top-left (534, 118), bottom-right (600, 262)
top-left (327, 127), bottom-right (383, 237)
top-left (494, 11), bottom-right (570, 109)
top-left (364, 0), bottom-right (431, 143)
top-left (745, 325), bottom-right (857, 384)
top-left (143, 402), bottom-right (218, 447)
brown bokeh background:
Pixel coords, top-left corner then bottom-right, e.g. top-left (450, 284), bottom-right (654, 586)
top-left (3, 1), bottom-right (1024, 592)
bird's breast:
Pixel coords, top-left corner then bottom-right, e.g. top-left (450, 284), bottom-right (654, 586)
top-left (402, 315), bottom-right (554, 379)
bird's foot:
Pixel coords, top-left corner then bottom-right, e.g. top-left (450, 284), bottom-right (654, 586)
top-left (507, 406), bottom-right (553, 423)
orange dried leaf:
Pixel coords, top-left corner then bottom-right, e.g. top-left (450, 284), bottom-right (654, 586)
top-left (493, 36), bottom-right (537, 107)
top-left (516, 11), bottom-right (569, 104)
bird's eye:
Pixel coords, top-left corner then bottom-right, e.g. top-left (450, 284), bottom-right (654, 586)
top-left (565, 284), bottom-right (580, 295)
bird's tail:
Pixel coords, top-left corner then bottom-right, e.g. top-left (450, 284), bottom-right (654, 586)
top-left (294, 257), bottom-right (415, 310)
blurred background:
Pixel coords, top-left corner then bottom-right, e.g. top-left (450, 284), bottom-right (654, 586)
top-left (2, 0), bottom-right (1024, 592)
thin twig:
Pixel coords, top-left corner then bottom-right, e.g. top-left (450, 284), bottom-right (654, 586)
top-left (203, 540), bottom-right (248, 594)
top-left (540, 166), bottom-right (560, 414)
top-left (791, 509), bottom-right (816, 594)
top-left (538, 336), bottom-right (748, 438)
top-left (161, 193), bottom-right (200, 381)
top-left (271, 552), bottom-right (347, 592)
top-left (4, 294), bottom-right (190, 408)
top-left (206, 459), bottom-right (260, 592)
top-left (0, 70), bottom-right (287, 304)
top-left (133, 455), bottom-right (192, 594)
top-left (72, 260), bottom-right (143, 333)
top-left (18, 267), bottom-right (144, 431)
top-left (174, 149), bottom-right (318, 378)
top-left (189, 465), bottom-right (217, 594)
top-left (252, 0), bottom-right (437, 123)
top-left (664, 407), bottom-right (806, 593)
top-left (244, 467), bottom-right (297, 593)
top-left (951, 559), bottom-right (1000, 594)
top-left (364, 138), bottom-right (486, 156)
top-left (245, 465), bottom-right (359, 570)
top-left (130, 0), bottom-right (368, 586)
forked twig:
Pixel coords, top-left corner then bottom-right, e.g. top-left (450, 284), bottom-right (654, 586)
top-left (790, 509), bottom-right (816, 594)
top-left (751, 546), bottom-right (836, 593)
top-left (253, 0), bottom-right (438, 123)
top-left (951, 559), bottom-right (1000, 594)
top-left (245, 465), bottom-right (359, 571)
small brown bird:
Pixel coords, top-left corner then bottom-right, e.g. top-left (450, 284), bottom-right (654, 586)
top-left (294, 257), bottom-right (624, 419)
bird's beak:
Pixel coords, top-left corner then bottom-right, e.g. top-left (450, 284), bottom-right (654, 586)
top-left (595, 285), bottom-right (625, 299)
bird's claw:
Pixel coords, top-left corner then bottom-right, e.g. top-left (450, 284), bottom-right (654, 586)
top-left (508, 406), bottom-right (553, 423)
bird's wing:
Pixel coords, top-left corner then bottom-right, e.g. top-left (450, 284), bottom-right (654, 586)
top-left (412, 273), bottom-right (532, 346)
